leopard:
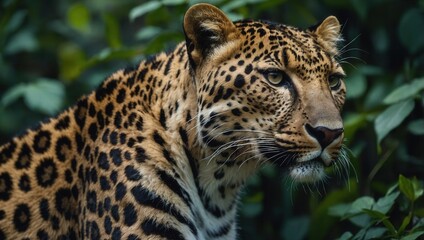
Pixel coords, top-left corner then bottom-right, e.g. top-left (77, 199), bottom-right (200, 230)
top-left (0, 3), bottom-right (347, 239)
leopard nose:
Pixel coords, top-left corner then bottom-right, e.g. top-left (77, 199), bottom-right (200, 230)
top-left (305, 124), bottom-right (344, 149)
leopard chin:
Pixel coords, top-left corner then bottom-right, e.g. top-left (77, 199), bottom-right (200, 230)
top-left (288, 159), bottom-right (326, 183)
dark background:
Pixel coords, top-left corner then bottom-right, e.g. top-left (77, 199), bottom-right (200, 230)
top-left (1, 0), bottom-right (423, 239)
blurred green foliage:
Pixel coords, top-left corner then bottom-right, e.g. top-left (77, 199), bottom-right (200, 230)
top-left (0, 0), bottom-right (423, 239)
top-left (330, 175), bottom-right (424, 239)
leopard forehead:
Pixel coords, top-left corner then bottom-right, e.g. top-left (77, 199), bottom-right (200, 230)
top-left (235, 20), bottom-right (339, 72)
top-left (193, 19), bottom-right (342, 89)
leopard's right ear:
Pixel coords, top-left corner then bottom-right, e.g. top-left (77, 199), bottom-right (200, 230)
top-left (183, 3), bottom-right (238, 69)
top-left (310, 16), bottom-right (342, 56)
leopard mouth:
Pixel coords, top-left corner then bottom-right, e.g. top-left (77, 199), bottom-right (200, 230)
top-left (289, 157), bottom-right (323, 168)
top-left (258, 143), bottom-right (330, 182)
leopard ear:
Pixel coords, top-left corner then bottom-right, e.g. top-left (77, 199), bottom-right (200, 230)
top-left (183, 3), bottom-right (238, 68)
top-left (311, 16), bottom-right (342, 55)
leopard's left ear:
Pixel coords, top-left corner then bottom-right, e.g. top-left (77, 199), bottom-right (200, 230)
top-left (183, 3), bottom-right (239, 69)
top-left (310, 16), bottom-right (342, 55)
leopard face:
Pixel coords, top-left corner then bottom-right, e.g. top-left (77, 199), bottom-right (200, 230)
top-left (184, 5), bottom-right (346, 182)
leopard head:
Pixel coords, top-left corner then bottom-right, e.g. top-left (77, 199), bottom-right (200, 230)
top-left (184, 4), bottom-right (347, 183)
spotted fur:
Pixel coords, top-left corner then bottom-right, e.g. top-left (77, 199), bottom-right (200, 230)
top-left (0, 4), bottom-right (347, 239)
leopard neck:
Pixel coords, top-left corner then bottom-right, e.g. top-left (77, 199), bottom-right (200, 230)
top-left (132, 43), bottom-right (256, 222)
top-left (126, 44), bottom-right (256, 227)
top-left (162, 45), bottom-right (257, 219)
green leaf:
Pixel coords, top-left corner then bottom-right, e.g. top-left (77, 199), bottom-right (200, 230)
top-left (67, 3), bottom-right (91, 34)
top-left (399, 175), bottom-right (416, 201)
top-left (398, 8), bottom-right (424, 54)
top-left (23, 79), bottom-right (65, 115)
top-left (364, 227), bottom-right (387, 239)
top-left (362, 209), bottom-right (387, 220)
top-left (1, 79), bottom-right (65, 115)
top-left (412, 178), bottom-right (424, 200)
top-left (5, 29), bottom-right (38, 54)
top-left (398, 175), bottom-right (423, 202)
top-left (136, 26), bottom-right (162, 41)
top-left (387, 183), bottom-right (399, 195)
top-left (352, 228), bottom-right (367, 240)
top-left (374, 99), bottom-right (415, 143)
top-left (337, 232), bottom-right (353, 240)
top-left (1, 84), bottom-right (27, 106)
top-left (348, 196), bottom-right (375, 215)
top-left (362, 209), bottom-right (397, 235)
top-left (408, 119), bottom-right (424, 135)
top-left (342, 197), bottom-right (375, 228)
top-left (328, 203), bottom-right (351, 217)
top-left (373, 192), bottom-right (400, 214)
top-left (398, 214), bottom-right (412, 235)
top-left (349, 214), bottom-right (371, 228)
top-left (383, 78), bottom-right (424, 104)
top-left (3, 10), bottom-right (27, 34)
top-left (401, 231), bottom-right (424, 240)
top-left (129, 1), bottom-right (162, 21)
top-left (415, 188), bottom-right (424, 200)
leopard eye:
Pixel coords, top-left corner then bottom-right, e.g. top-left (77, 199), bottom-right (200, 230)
top-left (328, 73), bottom-right (344, 90)
top-left (262, 69), bottom-right (290, 86)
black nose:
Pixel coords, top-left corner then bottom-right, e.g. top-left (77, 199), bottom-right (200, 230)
top-left (305, 124), bottom-right (343, 149)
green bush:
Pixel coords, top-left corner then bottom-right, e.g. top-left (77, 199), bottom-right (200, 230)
top-left (330, 175), bottom-right (424, 239)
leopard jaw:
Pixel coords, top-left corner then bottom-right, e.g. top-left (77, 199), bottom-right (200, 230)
top-left (288, 159), bottom-right (326, 183)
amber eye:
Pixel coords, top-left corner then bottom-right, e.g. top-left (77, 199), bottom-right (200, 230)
top-left (262, 69), bottom-right (290, 86)
top-left (267, 72), bottom-right (283, 85)
top-left (328, 73), bottom-right (344, 90)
